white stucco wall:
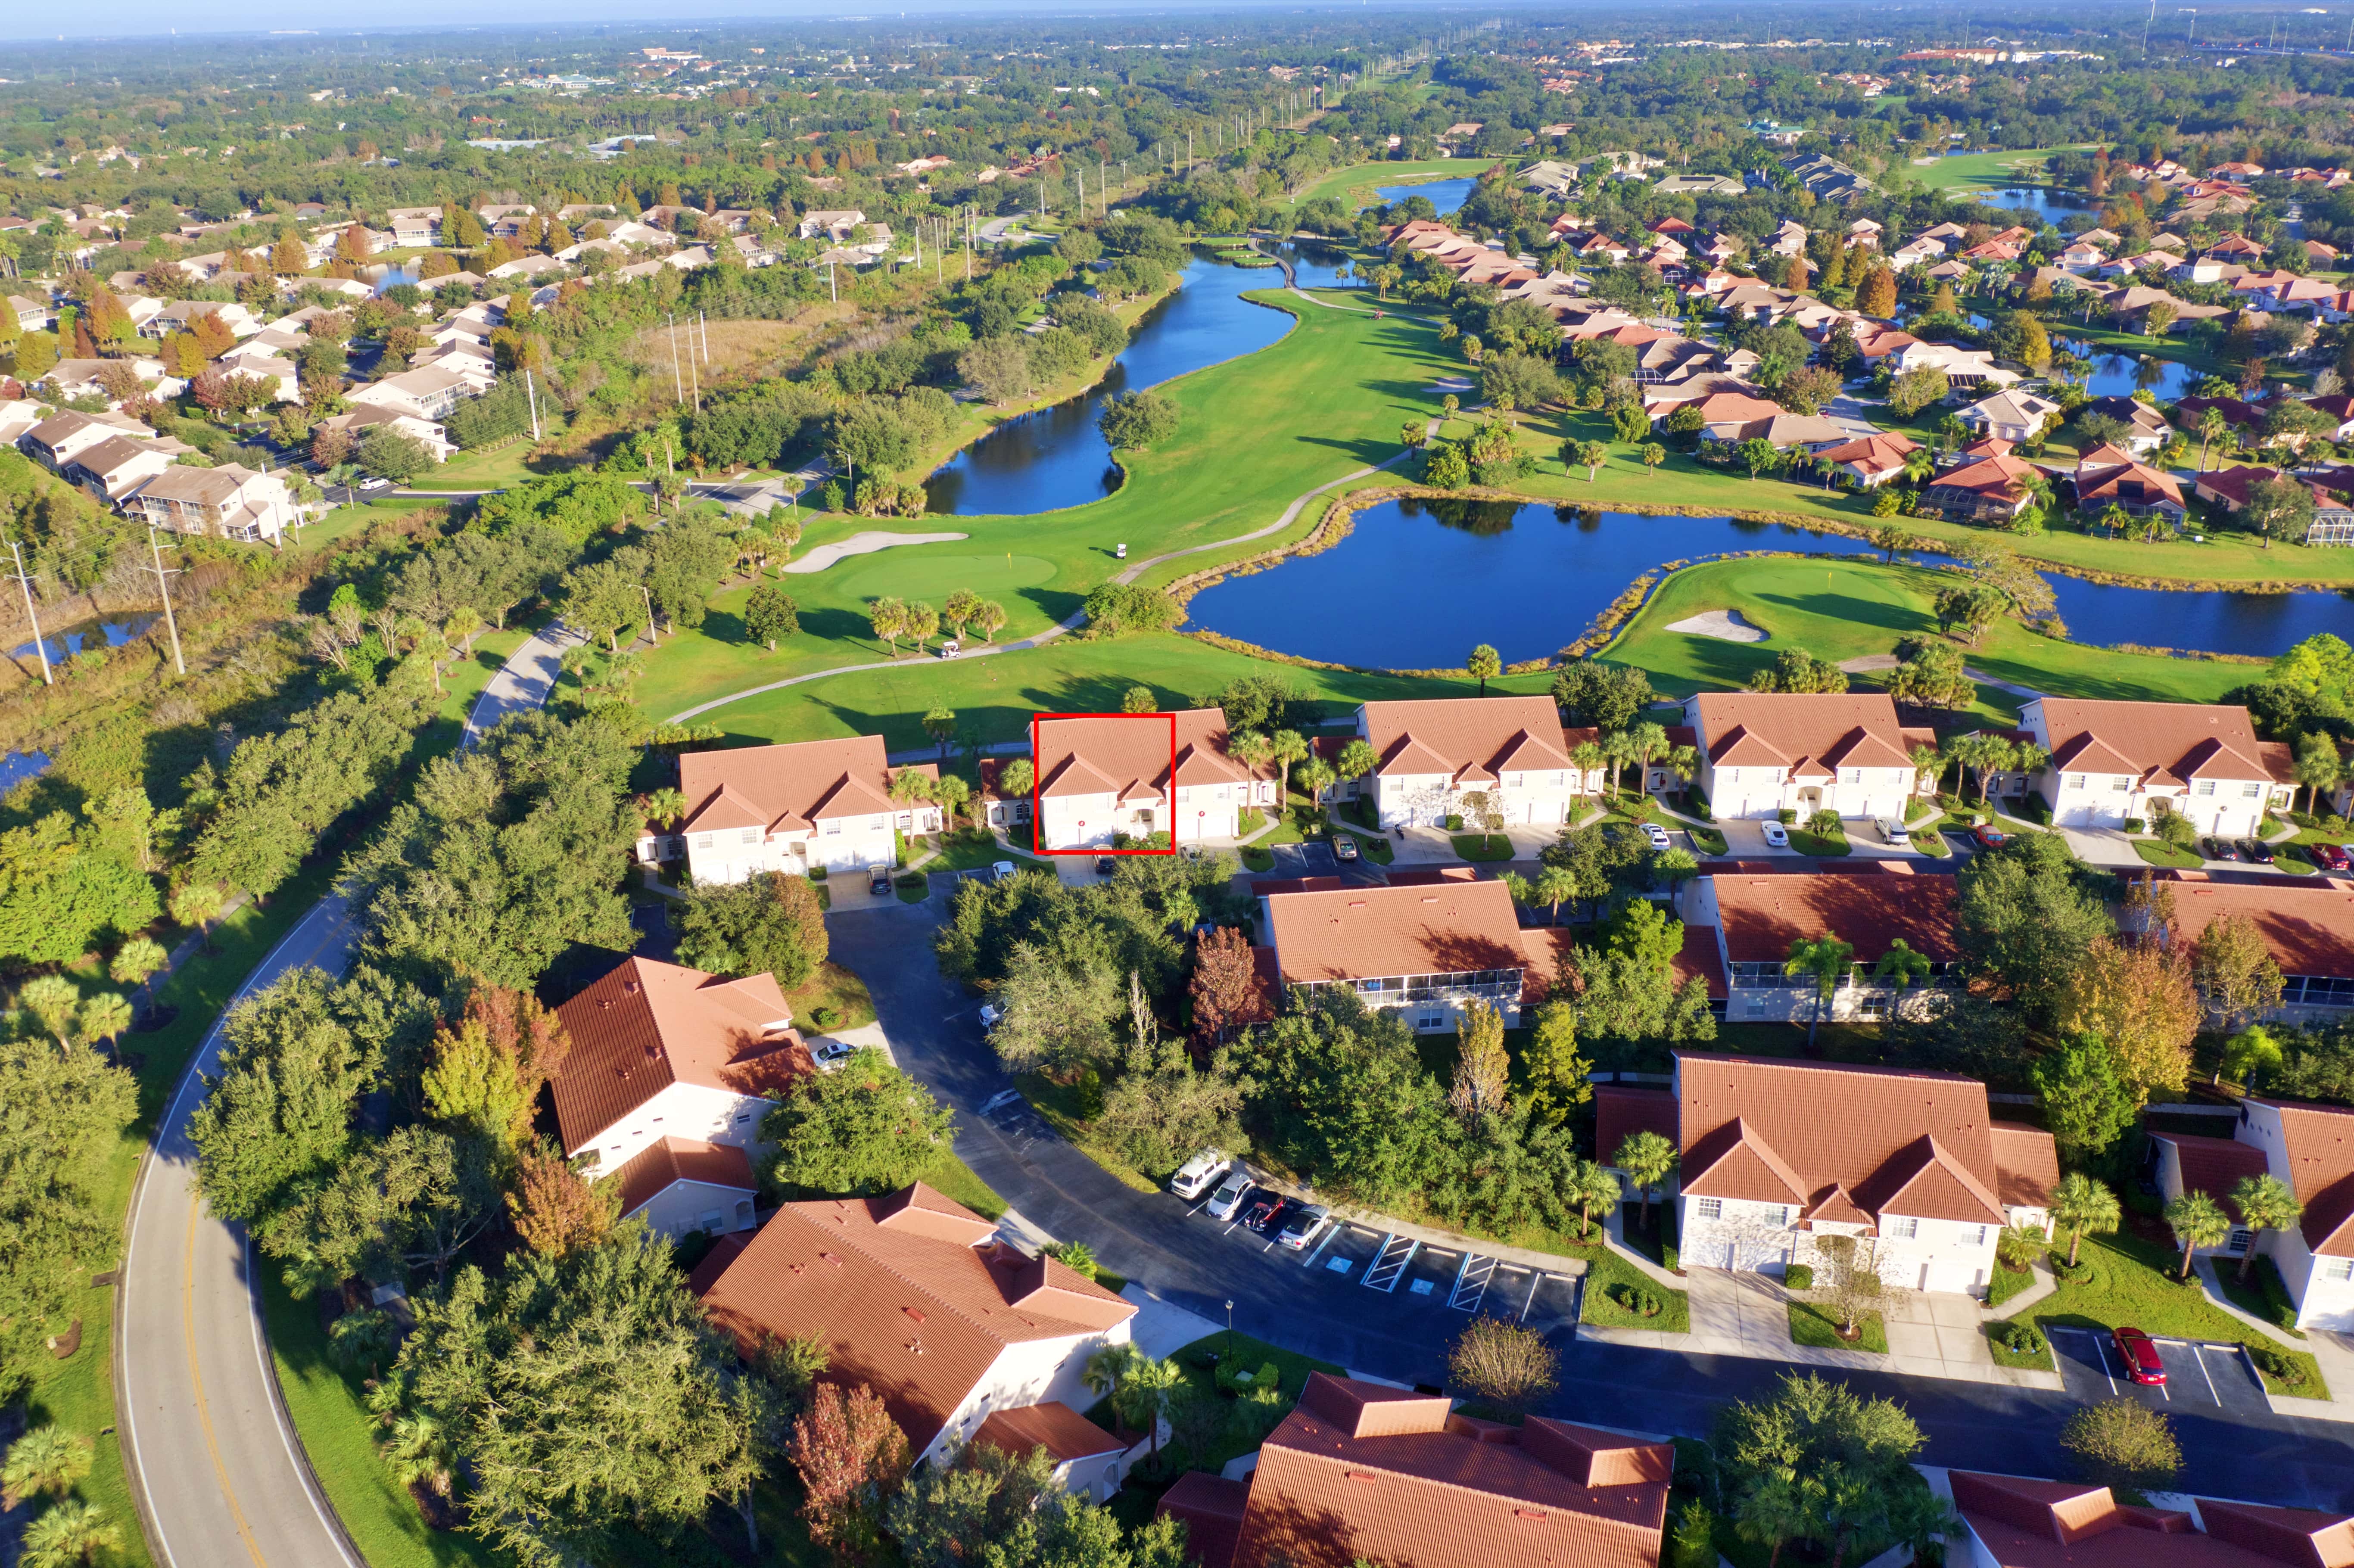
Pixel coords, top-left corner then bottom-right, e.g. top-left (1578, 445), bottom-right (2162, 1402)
top-left (686, 807), bottom-right (937, 883)
top-left (569, 1081), bottom-right (771, 1171)
top-left (624, 1178), bottom-right (759, 1241)
top-left (923, 1319), bottom-right (1135, 1469)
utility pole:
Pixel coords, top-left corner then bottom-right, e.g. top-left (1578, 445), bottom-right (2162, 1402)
top-left (524, 368), bottom-right (541, 442)
top-left (828, 260), bottom-right (838, 302)
top-left (686, 327), bottom-right (700, 411)
top-left (667, 312), bottom-right (685, 405)
top-left (698, 310), bottom-right (709, 366)
top-left (144, 526), bottom-right (185, 676)
top-left (639, 583), bottom-right (658, 644)
top-left (8, 541), bottom-right (50, 686)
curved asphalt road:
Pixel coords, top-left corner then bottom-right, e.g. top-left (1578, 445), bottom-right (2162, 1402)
top-left (115, 625), bottom-right (575, 1568)
top-left (826, 899), bottom-right (2354, 1512)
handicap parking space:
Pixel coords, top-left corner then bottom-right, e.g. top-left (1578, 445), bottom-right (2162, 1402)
top-left (1397, 1242), bottom-right (1464, 1304)
top-left (1301, 1223), bottom-right (1388, 1283)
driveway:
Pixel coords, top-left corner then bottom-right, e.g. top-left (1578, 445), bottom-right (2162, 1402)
top-left (825, 901), bottom-right (2354, 1509)
top-left (1257, 840), bottom-right (1385, 887)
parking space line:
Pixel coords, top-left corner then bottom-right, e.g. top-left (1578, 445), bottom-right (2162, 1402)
top-left (2192, 1344), bottom-right (2222, 1404)
top-left (1519, 1271), bottom-right (1544, 1322)
top-left (1300, 1222), bottom-right (1341, 1269)
top-left (2072, 1329), bottom-right (2120, 1396)
top-left (1363, 1234), bottom-right (1418, 1293)
top-left (1451, 1255), bottom-right (1498, 1313)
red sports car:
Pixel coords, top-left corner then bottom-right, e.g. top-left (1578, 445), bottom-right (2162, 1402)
top-left (2113, 1326), bottom-right (2166, 1386)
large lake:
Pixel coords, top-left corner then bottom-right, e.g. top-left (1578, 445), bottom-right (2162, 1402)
top-left (923, 250), bottom-right (1344, 516)
top-left (1184, 499), bottom-right (2354, 666)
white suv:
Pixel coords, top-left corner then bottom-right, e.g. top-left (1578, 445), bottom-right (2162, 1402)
top-left (1170, 1149), bottom-right (1231, 1201)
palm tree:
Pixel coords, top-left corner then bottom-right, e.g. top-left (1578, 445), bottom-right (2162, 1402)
top-left (75, 993), bottom-right (134, 1055)
top-left (1658, 743), bottom-right (1700, 800)
top-left (1466, 643), bottom-right (1502, 696)
top-left (1902, 446), bottom-right (1935, 486)
top-left (1601, 729), bottom-right (1644, 802)
top-left (380, 1409), bottom-right (459, 1498)
top-left (19, 1501), bottom-right (120, 1568)
top-left (16, 975), bottom-right (80, 1052)
top-left (1626, 721), bottom-right (1670, 797)
top-left (1113, 1355), bottom-right (1180, 1466)
top-left (1571, 740), bottom-right (1605, 799)
top-left (1083, 1342), bottom-right (1140, 1405)
top-left (1228, 731), bottom-right (1274, 780)
top-left (1612, 1130), bottom-right (1678, 1229)
top-left (1265, 729), bottom-right (1311, 789)
top-left (2229, 1173), bottom-right (2303, 1282)
top-left (109, 936), bottom-right (168, 1020)
top-left (1871, 938), bottom-right (1931, 994)
top-left (2049, 1172), bottom-right (2120, 1268)
top-left (1534, 864), bottom-right (1578, 924)
top-left (1735, 1475), bottom-right (1814, 1568)
top-left (1569, 1159), bottom-right (1621, 1240)
top-left (1784, 935), bottom-right (1856, 1051)
top-left (1910, 742), bottom-right (1947, 801)
top-left (2, 1426), bottom-right (91, 1509)
top-left (641, 786), bottom-right (688, 831)
top-left (2164, 1190), bottom-right (2232, 1279)
top-left (1295, 756), bottom-right (1336, 807)
top-left (2198, 405), bottom-right (2229, 471)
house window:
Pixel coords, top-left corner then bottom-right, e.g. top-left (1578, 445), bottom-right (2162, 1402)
top-left (695, 834), bottom-right (714, 850)
top-left (2325, 1259), bottom-right (2354, 1283)
top-left (2194, 780), bottom-right (2216, 797)
top-left (1843, 769), bottom-right (1861, 784)
top-left (2242, 782), bottom-right (2262, 799)
top-left (2111, 777), bottom-right (2130, 792)
top-left (2229, 1229), bottom-right (2254, 1253)
top-left (741, 828), bottom-right (758, 845)
top-left (1887, 1217), bottom-right (1919, 1240)
top-left (1507, 774), bottom-right (1524, 788)
top-left (825, 821), bottom-right (841, 835)
top-left (1766, 1206), bottom-right (1791, 1228)
top-left (1416, 1013), bottom-right (1443, 1030)
top-left (1696, 1199), bottom-right (1723, 1221)
top-left (1966, 1225), bottom-right (1988, 1246)
top-left (2066, 775), bottom-right (2087, 790)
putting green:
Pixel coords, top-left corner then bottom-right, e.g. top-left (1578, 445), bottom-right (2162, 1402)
top-left (826, 551), bottom-right (1061, 604)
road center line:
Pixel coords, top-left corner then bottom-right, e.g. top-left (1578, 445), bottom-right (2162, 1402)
top-left (184, 1195), bottom-right (269, 1568)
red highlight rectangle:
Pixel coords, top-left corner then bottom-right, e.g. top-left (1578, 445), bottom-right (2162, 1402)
top-left (1028, 712), bottom-right (1180, 856)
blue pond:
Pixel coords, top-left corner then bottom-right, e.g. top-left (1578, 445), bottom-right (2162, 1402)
top-left (1184, 499), bottom-right (2354, 667)
top-left (12, 617), bottom-right (153, 666)
top-left (1967, 185), bottom-right (2088, 227)
top-left (923, 252), bottom-right (1337, 517)
top-left (1366, 177), bottom-right (1476, 216)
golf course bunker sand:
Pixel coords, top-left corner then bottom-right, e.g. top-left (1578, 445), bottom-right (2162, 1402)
top-left (1666, 608), bottom-right (1766, 643)
top-left (784, 531), bottom-right (969, 574)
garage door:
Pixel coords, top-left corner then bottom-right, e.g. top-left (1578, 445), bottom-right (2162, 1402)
top-left (1723, 1237), bottom-right (1786, 1272)
top-left (2304, 1302), bottom-right (2354, 1332)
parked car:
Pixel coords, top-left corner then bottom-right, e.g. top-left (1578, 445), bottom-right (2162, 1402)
top-left (1095, 855), bottom-right (1117, 876)
top-left (2242, 837), bottom-right (2276, 864)
top-left (1277, 1203), bottom-right (1333, 1251)
top-left (1643, 823), bottom-right (1672, 849)
top-left (1246, 1195), bottom-right (1293, 1236)
top-left (2113, 1325), bottom-right (2167, 1386)
top-left (1170, 1150), bottom-right (1232, 1201)
top-left (2319, 843), bottom-right (2354, 872)
top-left (1205, 1172), bottom-right (1254, 1222)
top-left (1971, 824), bottom-right (2008, 848)
top-left (990, 860), bottom-right (1018, 884)
top-left (2204, 836), bottom-right (2240, 862)
top-left (1873, 816), bottom-right (1905, 845)
top-left (358, 476), bottom-right (392, 491)
top-left (869, 865), bottom-right (892, 896)
top-left (813, 1039), bottom-right (856, 1068)
top-left (978, 1002), bottom-right (1003, 1032)
top-left (1333, 834), bottom-right (1359, 862)
top-left (1761, 821), bottom-right (1791, 848)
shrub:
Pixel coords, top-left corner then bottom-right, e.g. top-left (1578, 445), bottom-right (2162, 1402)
top-left (2255, 1346), bottom-right (2307, 1388)
top-left (2052, 1257), bottom-right (2098, 1285)
top-left (2061, 1398), bottom-right (2181, 1493)
top-left (1448, 1316), bottom-right (1562, 1417)
top-left (1997, 1319), bottom-right (2047, 1356)
top-left (1777, 808), bottom-right (1798, 825)
top-left (2124, 817), bottom-right (2147, 835)
top-left (1783, 1264), bottom-right (1814, 1291)
top-left (1444, 814), bottom-right (1464, 831)
top-left (1043, 1240), bottom-right (1099, 1280)
top-left (1612, 1283), bottom-right (1663, 1317)
top-left (811, 1005), bottom-right (841, 1030)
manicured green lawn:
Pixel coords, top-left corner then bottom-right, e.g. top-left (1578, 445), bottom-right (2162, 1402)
top-left (1788, 826), bottom-right (1851, 857)
top-left (1582, 1248), bottom-right (1692, 1333)
top-left (407, 442), bottom-right (550, 492)
top-left (2216, 1256), bottom-right (2306, 1338)
top-left (1906, 145), bottom-right (2097, 192)
top-left (923, 1150), bottom-right (1009, 1221)
top-left (2023, 1235), bottom-right (2329, 1397)
top-left (1276, 157), bottom-right (1496, 215)
top-left (1790, 1301), bottom-right (1890, 1354)
top-left (2136, 840), bottom-right (2205, 868)
top-left (786, 960), bottom-right (877, 1032)
top-left (1451, 833), bottom-right (1515, 861)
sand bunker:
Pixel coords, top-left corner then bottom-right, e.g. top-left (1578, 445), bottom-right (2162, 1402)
top-left (784, 531), bottom-right (968, 573)
top-left (1666, 608), bottom-right (1766, 643)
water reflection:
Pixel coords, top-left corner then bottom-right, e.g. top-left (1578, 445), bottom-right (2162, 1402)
top-left (1364, 177), bottom-right (1476, 215)
top-left (1188, 499), bottom-right (2354, 666)
top-left (1968, 186), bottom-right (2085, 227)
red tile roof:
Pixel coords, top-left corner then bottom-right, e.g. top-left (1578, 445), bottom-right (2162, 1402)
top-left (1219, 1374), bottom-right (1672, 1568)
top-left (2034, 700), bottom-right (2267, 788)
top-left (2151, 873), bottom-right (2354, 979)
top-left (972, 1400), bottom-right (1124, 1465)
top-left (1033, 709), bottom-right (1267, 801)
top-left (607, 1136), bottom-right (755, 1221)
top-left (2245, 1099), bottom-right (2354, 1258)
top-left (1709, 868), bottom-right (1961, 963)
top-left (550, 957), bottom-right (810, 1154)
top-left (1990, 1123), bottom-right (2060, 1208)
top-left (1596, 1085), bottom-right (1679, 1164)
top-left (1694, 692), bottom-right (1916, 776)
top-left (1263, 878), bottom-right (1529, 988)
top-left (1359, 697), bottom-right (1575, 785)
top-left (1158, 1472), bottom-right (1252, 1568)
top-left (2154, 1132), bottom-right (2270, 1223)
top-left (1954, 1470), bottom-right (2354, 1568)
top-left (679, 736), bottom-right (934, 837)
top-left (695, 1183), bottom-right (1135, 1454)
top-left (1676, 1055), bottom-right (2049, 1226)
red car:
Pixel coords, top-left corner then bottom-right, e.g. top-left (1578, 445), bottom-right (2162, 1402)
top-left (2316, 843), bottom-right (2354, 873)
top-left (2113, 1326), bottom-right (2167, 1386)
top-left (1972, 824), bottom-right (2008, 849)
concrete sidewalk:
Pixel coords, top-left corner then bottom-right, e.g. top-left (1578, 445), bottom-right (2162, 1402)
top-left (2190, 1257), bottom-right (2354, 1423)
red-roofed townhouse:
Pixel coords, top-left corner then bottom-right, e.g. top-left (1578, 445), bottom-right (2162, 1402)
top-left (2154, 870), bottom-right (2354, 1021)
top-left (1951, 1470), bottom-right (2354, 1568)
top-left (550, 955), bottom-right (813, 1175)
top-left (1667, 1053), bottom-right (2057, 1288)
top-left (671, 736), bottom-right (940, 882)
top-left (1154, 1372), bottom-right (1675, 1568)
top-left (693, 1182), bottom-right (1137, 1468)
top-left (1345, 697), bottom-right (1592, 829)
top-left (1683, 692), bottom-right (1934, 822)
top-left (603, 1135), bottom-right (760, 1240)
top-left (1810, 431), bottom-right (1921, 488)
top-left (2020, 697), bottom-right (2289, 836)
top-left (1031, 709), bottom-right (1278, 849)
top-left (2209, 1098), bottom-right (2354, 1327)
top-left (1259, 869), bottom-right (1548, 1031)
top-left (1687, 864), bottom-right (1963, 1023)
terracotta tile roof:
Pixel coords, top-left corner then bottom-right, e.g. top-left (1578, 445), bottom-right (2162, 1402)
top-left (1359, 698), bottom-right (1574, 785)
top-left (2151, 1132), bottom-right (2270, 1223)
top-left (1709, 868), bottom-right (1960, 962)
top-left (1955, 1470), bottom-right (2354, 1568)
top-left (1694, 693), bottom-right (1916, 776)
top-left (2245, 1099), bottom-right (2354, 1258)
top-left (972, 1400), bottom-right (1124, 1465)
top-left (2074, 447), bottom-right (2184, 509)
top-left (1927, 453), bottom-right (2042, 501)
top-left (2036, 699), bottom-right (2267, 789)
top-left (1157, 1472), bottom-right (1251, 1568)
top-left (1674, 921), bottom-right (1730, 999)
top-left (1675, 1055), bottom-right (2035, 1226)
top-left (1033, 709), bottom-right (1266, 802)
top-left (550, 956), bottom-right (810, 1153)
top-left (679, 737), bottom-right (934, 837)
top-left (1991, 1123), bottom-right (2060, 1208)
top-left (1519, 927), bottom-right (1578, 1003)
top-left (1221, 1374), bottom-right (1672, 1568)
top-left (1595, 1085), bottom-right (1678, 1163)
top-left (606, 1136), bottom-right (755, 1221)
top-left (1264, 879), bottom-right (1529, 987)
top-left (695, 1183), bottom-right (1135, 1453)
top-left (2156, 873), bottom-right (2354, 978)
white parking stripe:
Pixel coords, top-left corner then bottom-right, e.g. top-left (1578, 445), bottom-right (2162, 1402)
top-left (1520, 1271), bottom-right (1544, 1322)
top-left (2192, 1344), bottom-right (2223, 1404)
top-left (2088, 1333), bottom-right (2120, 1396)
top-left (1300, 1222), bottom-right (1342, 1269)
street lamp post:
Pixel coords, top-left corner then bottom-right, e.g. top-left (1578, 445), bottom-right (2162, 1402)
top-left (1224, 1299), bottom-right (1233, 1361)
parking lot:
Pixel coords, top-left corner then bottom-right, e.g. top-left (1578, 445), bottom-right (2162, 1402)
top-left (1255, 840), bottom-right (1386, 887)
top-left (2052, 1327), bottom-right (2272, 1414)
top-left (1181, 1182), bottom-right (1582, 1352)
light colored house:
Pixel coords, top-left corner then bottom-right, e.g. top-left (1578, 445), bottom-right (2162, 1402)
top-left (1809, 431), bottom-right (1920, 488)
top-left (973, 1404), bottom-right (1131, 1504)
top-left (1958, 389), bottom-right (2062, 444)
top-left (40, 357), bottom-right (185, 407)
top-left (1344, 696), bottom-right (1586, 828)
top-left (485, 252), bottom-right (567, 282)
top-left (548, 955), bottom-right (811, 1172)
top-left (18, 408), bottom-right (152, 470)
top-left (1155, 1375), bottom-right (1674, 1568)
top-left (212, 346), bottom-right (300, 405)
top-left (347, 364), bottom-right (473, 420)
top-left (2152, 1097), bottom-right (2354, 1329)
top-left (317, 403), bottom-right (455, 463)
top-left (1624, 1053), bottom-right (2056, 1291)
top-left (128, 462), bottom-right (296, 542)
top-left (2073, 444), bottom-right (2185, 527)
top-left (1258, 868), bottom-right (1557, 1033)
top-left (797, 208), bottom-right (869, 242)
top-left (1919, 451), bottom-right (2045, 523)
top-left (1949, 1469), bottom-right (2354, 1568)
top-left (1683, 691), bottom-right (1931, 822)
top-left (671, 735), bottom-right (940, 881)
top-left (2020, 697), bottom-right (2289, 835)
top-left (692, 1182), bottom-right (1136, 1470)
top-left (603, 1136), bottom-right (758, 1241)
top-left (61, 435), bottom-right (178, 506)
top-left (1681, 865), bottom-right (1961, 1024)
top-left (1031, 709), bottom-right (1277, 849)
